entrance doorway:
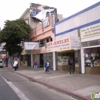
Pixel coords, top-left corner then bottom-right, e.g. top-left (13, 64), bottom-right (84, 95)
top-left (66, 50), bottom-right (75, 72)
top-left (40, 54), bottom-right (44, 67)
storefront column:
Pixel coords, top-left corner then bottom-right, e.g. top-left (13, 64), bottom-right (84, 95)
top-left (53, 52), bottom-right (56, 71)
top-left (81, 48), bottom-right (85, 74)
top-left (31, 51), bottom-right (33, 67)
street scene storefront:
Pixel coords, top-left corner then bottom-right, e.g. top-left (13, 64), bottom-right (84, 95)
top-left (46, 37), bottom-right (81, 73)
top-left (32, 51), bottom-right (53, 69)
top-left (80, 23), bottom-right (100, 74)
top-left (20, 50), bottom-right (31, 67)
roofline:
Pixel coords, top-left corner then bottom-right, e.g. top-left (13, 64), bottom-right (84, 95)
top-left (20, 8), bottom-right (30, 19)
top-left (55, 1), bottom-right (100, 26)
top-left (55, 19), bottom-right (100, 37)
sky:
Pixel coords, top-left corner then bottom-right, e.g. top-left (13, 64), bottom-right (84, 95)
top-left (0, 0), bottom-right (99, 29)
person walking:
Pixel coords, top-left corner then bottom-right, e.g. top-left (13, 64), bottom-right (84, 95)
top-left (33, 60), bottom-right (38, 71)
top-left (13, 59), bottom-right (18, 71)
top-left (68, 57), bottom-right (74, 74)
top-left (44, 60), bottom-right (50, 73)
top-left (16, 58), bottom-right (19, 69)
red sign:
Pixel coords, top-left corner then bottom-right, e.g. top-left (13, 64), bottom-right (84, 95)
top-left (46, 38), bottom-right (71, 52)
top-left (47, 38), bottom-right (69, 47)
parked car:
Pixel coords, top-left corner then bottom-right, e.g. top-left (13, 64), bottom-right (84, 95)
top-left (0, 59), bottom-right (3, 68)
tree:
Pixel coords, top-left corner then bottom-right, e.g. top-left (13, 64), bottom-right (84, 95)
top-left (0, 19), bottom-right (31, 56)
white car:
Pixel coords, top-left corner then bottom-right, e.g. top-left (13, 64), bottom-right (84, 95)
top-left (0, 59), bottom-right (3, 68)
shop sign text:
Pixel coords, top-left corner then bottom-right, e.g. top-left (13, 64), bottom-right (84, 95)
top-left (80, 23), bottom-right (100, 38)
top-left (47, 38), bottom-right (69, 47)
top-left (71, 39), bottom-right (80, 49)
top-left (46, 38), bottom-right (70, 52)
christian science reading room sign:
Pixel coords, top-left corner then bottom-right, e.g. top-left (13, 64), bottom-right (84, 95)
top-left (80, 23), bottom-right (100, 38)
top-left (46, 37), bottom-right (80, 52)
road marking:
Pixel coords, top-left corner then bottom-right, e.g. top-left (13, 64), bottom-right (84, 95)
top-left (2, 77), bottom-right (30, 100)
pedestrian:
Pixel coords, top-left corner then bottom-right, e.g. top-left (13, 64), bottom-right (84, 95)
top-left (68, 56), bottom-right (74, 74)
top-left (16, 58), bottom-right (19, 69)
top-left (33, 60), bottom-right (38, 71)
top-left (13, 59), bottom-right (18, 71)
top-left (44, 60), bottom-right (50, 73)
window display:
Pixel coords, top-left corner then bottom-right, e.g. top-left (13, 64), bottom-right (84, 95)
top-left (57, 51), bottom-right (78, 66)
top-left (58, 55), bottom-right (68, 65)
top-left (84, 47), bottom-right (100, 67)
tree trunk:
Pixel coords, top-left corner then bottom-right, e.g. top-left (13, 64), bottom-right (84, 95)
top-left (10, 56), bottom-right (13, 68)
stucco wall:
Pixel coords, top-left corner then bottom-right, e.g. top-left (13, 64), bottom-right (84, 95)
top-left (31, 30), bottom-right (55, 41)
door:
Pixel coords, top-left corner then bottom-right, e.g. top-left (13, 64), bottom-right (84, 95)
top-left (40, 54), bottom-right (44, 68)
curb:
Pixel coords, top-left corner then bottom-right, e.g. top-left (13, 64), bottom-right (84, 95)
top-left (16, 72), bottom-right (92, 100)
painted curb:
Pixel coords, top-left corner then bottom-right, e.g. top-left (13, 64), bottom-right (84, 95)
top-left (16, 72), bottom-right (92, 100)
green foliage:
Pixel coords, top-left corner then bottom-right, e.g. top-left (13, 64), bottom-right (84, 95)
top-left (0, 19), bottom-right (31, 56)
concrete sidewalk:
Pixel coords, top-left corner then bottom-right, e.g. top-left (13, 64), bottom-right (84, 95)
top-left (8, 67), bottom-right (100, 100)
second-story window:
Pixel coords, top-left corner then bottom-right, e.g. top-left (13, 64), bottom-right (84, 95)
top-left (39, 40), bottom-right (45, 47)
top-left (46, 37), bottom-right (52, 43)
top-left (47, 38), bottom-right (49, 42)
top-left (50, 37), bottom-right (52, 41)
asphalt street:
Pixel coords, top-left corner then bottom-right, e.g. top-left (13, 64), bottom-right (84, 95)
top-left (0, 68), bottom-right (78, 100)
top-left (0, 70), bottom-right (21, 100)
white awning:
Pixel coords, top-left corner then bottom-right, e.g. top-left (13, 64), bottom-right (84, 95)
top-left (24, 42), bottom-right (39, 50)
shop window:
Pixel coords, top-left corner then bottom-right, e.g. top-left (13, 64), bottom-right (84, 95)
top-left (58, 52), bottom-right (68, 65)
top-left (84, 47), bottom-right (100, 67)
top-left (57, 51), bottom-right (75, 66)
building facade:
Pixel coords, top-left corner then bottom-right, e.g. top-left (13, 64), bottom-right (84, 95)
top-left (30, 19), bottom-right (55, 69)
top-left (20, 8), bottom-right (33, 67)
top-left (21, 3), bottom-right (63, 69)
top-left (49, 2), bottom-right (100, 74)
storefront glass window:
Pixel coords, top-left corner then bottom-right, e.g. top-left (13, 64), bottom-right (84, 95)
top-left (57, 52), bottom-right (67, 65)
top-left (84, 47), bottom-right (100, 67)
top-left (57, 51), bottom-right (76, 65)
top-left (57, 51), bottom-right (80, 67)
